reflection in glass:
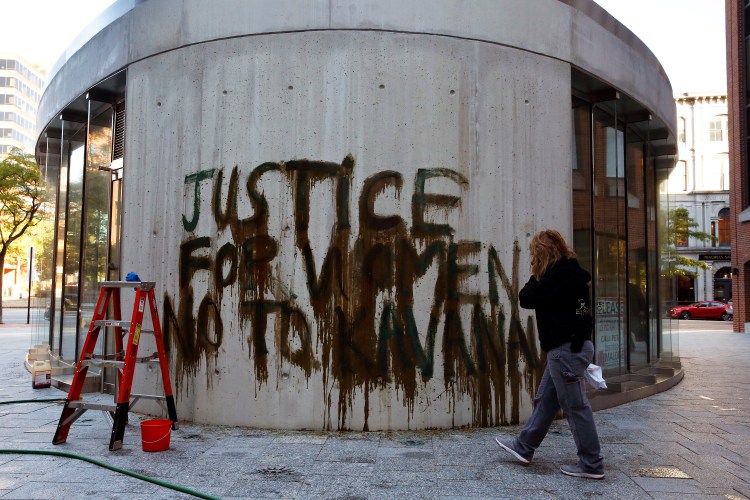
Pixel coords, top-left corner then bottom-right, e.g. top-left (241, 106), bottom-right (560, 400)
top-left (32, 139), bottom-right (60, 348)
top-left (644, 142), bottom-right (660, 369)
top-left (593, 109), bottom-right (626, 376)
top-left (51, 138), bottom-right (67, 356)
top-left (625, 134), bottom-right (649, 370)
top-left (79, 102), bottom-right (114, 361)
top-left (657, 171), bottom-right (678, 362)
top-left (62, 137), bottom-right (85, 360)
top-left (572, 100), bottom-right (593, 275)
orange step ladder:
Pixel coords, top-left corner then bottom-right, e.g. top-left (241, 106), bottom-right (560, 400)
top-left (52, 281), bottom-right (177, 451)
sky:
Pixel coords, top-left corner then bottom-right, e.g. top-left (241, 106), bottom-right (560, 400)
top-left (594, 0), bottom-right (727, 94)
top-left (0, 0), bottom-right (727, 95)
top-left (0, 0), bottom-right (117, 71)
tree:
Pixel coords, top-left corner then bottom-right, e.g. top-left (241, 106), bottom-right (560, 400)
top-left (663, 207), bottom-right (715, 278)
top-left (0, 148), bottom-right (46, 323)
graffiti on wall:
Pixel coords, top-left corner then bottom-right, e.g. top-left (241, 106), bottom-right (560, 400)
top-left (162, 155), bottom-right (544, 429)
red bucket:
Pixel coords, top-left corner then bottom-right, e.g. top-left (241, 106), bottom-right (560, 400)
top-left (140, 419), bottom-right (172, 452)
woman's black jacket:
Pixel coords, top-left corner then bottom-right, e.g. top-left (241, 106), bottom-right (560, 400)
top-left (518, 257), bottom-right (593, 353)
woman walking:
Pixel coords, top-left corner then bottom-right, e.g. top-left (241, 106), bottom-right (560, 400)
top-left (495, 229), bottom-right (604, 479)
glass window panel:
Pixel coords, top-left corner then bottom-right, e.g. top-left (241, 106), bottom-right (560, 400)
top-left (658, 173), bottom-right (679, 362)
top-left (678, 117), bottom-right (686, 143)
top-left (625, 135), bottom-right (649, 369)
top-left (593, 108), bottom-right (626, 376)
top-left (61, 133), bottom-right (86, 361)
top-left (572, 103), bottom-right (593, 274)
top-left (80, 104), bottom-right (114, 347)
top-left (52, 139), bottom-right (69, 356)
top-left (644, 146), bottom-right (661, 368)
top-left (718, 207), bottom-right (731, 246)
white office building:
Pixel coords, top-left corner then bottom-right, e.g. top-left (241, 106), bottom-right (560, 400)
top-left (0, 53), bottom-right (45, 156)
top-left (667, 93), bottom-right (731, 304)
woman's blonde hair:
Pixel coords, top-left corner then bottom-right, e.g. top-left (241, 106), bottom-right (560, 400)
top-left (529, 229), bottom-right (577, 280)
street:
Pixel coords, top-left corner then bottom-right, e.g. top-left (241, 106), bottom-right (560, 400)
top-left (0, 307), bottom-right (46, 325)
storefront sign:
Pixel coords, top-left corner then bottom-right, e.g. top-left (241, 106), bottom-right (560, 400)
top-left (698, 253), bottom-right (730, 261)
top-left (595, 298), bottom-right (624, 370)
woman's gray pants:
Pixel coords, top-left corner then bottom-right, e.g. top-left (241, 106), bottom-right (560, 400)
top-left (514, 340), bottom-right (604, 473)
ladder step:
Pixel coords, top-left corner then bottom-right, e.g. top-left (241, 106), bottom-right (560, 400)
top-left (68, 394), bottom-right (165, 412)
top-left (131, 394), bottom-right (167, 402)
top-left (69, 401), bottom-right (117, 412)
top-left (101, 280), bottom-right (156, 291)
top-left (94, 320), bottom-right (131, 328)
top-left (92, 320), bottom-right (155, 335)
top-left (83, 359), bottom-right (124, 368)
top-left (83, 353), bottom-right (160, 367)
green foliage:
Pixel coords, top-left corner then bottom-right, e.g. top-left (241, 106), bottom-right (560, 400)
top-left (662, 207), bottom-right (715, 278)
top-left (0, 148), bottom-right (48, 320)
top-left (0, 148), bottom-right (46, 252)
top-left (668, 207), bottom-right (714, 245)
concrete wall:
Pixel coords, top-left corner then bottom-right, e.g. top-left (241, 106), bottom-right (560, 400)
top-left (125, 32), bottom-right (570, 429)
top-left (38, 0), bottom-right (675, 137)
top-left (37, 0), bottom-right (677, 429)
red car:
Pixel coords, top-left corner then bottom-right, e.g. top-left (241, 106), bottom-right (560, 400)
top-left (670, 301), bottom-right (733, 321)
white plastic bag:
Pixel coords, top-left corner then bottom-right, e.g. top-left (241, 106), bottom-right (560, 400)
top-left (584, 363), bottom-right (607, 390)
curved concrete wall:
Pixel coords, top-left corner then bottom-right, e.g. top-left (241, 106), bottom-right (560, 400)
top-left (38, 0), bottom-right (675, 137)
top-left (38, 0), bottom-right (675, 430)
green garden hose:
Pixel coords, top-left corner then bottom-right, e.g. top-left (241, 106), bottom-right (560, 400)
top-left (0, 400), bottom-right (221, 500)
top-left (0, 398), bottom-right (65, 405)
top-left (0, 450), bottom-right (221, 499)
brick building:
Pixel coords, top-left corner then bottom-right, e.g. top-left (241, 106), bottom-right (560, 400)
top-left (726, 0), bottom-right (750, 333)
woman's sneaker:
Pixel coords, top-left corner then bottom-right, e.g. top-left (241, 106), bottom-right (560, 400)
top-left (560, 464), bottom-right (605, 480)
top-left (495, 438), bottom-right (531, 465)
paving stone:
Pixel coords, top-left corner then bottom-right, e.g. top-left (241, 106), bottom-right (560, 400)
top-left (315, 436), bottom-right (380, 463)
top-left (3, 321), bottom-right (750, 498)
top-left (631, 476), bottom-right (704, 493)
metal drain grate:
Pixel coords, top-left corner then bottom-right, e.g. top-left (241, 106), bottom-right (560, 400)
top-left (256, 466), bottom-right (297, 477)
top-left (634, 466), bottom-right (692, 479)
top-left (401, 439), bottom-right (426, 446)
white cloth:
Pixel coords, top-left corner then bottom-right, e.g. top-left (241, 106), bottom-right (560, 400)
top-left (584, 363), bottom-right (607, 390)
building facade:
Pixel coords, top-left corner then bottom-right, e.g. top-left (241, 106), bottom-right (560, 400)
top-left (35, 0), bottom-right (681, 430)
top-left (726, 0), bottom-right (750, 333)
top-left (667, 93), bottom-right (731, 306)
top-left (0, 53), bottom-right (45, 299)
top-left (0, 53), bottom-right (44, 157)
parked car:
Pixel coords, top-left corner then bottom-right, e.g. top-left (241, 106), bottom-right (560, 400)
top-left (670, 301), bottom-right (733, 321)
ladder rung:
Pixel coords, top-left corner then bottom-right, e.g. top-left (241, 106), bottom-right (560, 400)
top-left (88, 352), bottom-right (126, 360)
top-left (94, 320), bottom-right (131, 328)
top-left (136, 353), bottom-right (160, 363)
top-left (101, 281), bottom-right (156, 291)
top-left (92, 321), bottom-right (155, 335)
top-left (69, 401), bottom-right (117, 412)
top-left (131, 394), bottom-right (167, 401)
top-left (83, 359), bottom-right (124, 368)
top-left (83, 352), bottom-right (160, 367)
top-left (68, 395), bottom-right (165, 412)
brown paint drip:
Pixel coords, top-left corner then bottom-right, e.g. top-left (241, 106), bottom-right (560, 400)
top-left (166, 156), bottom-right (543, 429)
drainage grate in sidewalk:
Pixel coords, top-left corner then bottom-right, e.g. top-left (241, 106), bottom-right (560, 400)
top-left (256, 466), bottom-right (298, 477)
top-left (400, 439), bottom-right (426, 446)
top-left (633, 466), bottom-right (692, 478)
